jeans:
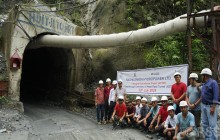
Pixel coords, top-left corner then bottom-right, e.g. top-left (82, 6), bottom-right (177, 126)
top-left (104, 100), bottom-right (111, 121)
top-left (201, 103), bottom-right (219, 140)
top-left (113, 115), bottom-right (127, 128)
top-left (96, 104), bottom-right (104, 122)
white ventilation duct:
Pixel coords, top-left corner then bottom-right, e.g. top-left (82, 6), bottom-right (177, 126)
top-left (30, 10), bottom-right (209, 49)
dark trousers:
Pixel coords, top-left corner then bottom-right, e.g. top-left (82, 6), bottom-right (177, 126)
top-left (109, 101), bottom-right (116, 118)
top-left (125, 116), bottom-right (134, 126)
top-left (165, 124), bottom-right (175, 140)
top-left (175, 104), bottom-right (181, 114)
top-left (113, 115), bottom-right (127, 128)
top-left (104, 100), bottom-right (111, 121)
top-left (96, 104), bottom-right (104, 122)
top-left (189, 110), bottom-right (201, 127)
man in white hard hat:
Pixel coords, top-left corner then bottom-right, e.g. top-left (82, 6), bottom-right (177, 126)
top-left (163, 105), bottom-right (177, 140)
top-left (133, 96), bottom-right (143, 127)
top-left (115, 79), bottom-right (127, 102)
top-left (144, 96), bottom-right (160, 132)
top-left (104, 78), bottom-right (113, 124)
top-left (108, 80), bottom-right (117, 123)
top-left (173, 101), bottom-right (196, 140)
top-left (95, 80), bottom-right (105, 125)
top-left (186, 73), bottom-right (201, 129)
top-left (136, 97), bottom-right (150, 131)
top-left (171, 72), bottom-right (187, 114)
top-left (200, 68), bottom-right (219, 140)
top-left (154, 96), bottom-right (169, 138)
top-left (111, 95), bottom-right (127, 128)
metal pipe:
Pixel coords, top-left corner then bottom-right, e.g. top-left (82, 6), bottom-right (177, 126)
top-left (30, 10), bottom-right (209, 49)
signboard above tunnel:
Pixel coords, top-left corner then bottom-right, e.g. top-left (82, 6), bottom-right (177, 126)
top-left (17, 5), bottom-right (77, 36)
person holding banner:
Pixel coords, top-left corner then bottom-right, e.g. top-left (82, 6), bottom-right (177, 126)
top-left (115, 79), bottom-right (127, 102)
top-left (171, 72), bottom-right (187, 114)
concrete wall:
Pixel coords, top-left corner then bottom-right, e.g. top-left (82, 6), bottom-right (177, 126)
top-left (2, 4), bottom-right (87, 110)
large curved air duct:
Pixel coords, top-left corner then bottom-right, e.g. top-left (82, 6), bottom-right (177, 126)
top-left (31, 10), bottom-right (209, 49)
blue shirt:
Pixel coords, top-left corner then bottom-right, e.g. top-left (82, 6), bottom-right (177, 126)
top-left (201, 78), bottom-right (219, 104)
top-left (176, 112), bottom-right (195, 131)
top-left (140, 105), bottom-right (150, 119)
top-left (187, 85), bottom-right (201, 110)
top-left (150, 105), bottom-right (160, 118)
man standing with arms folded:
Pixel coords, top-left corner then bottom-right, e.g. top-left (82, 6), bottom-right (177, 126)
top-left (200, 68), bottom-right (219, 140)
top-left (104, 78), bottom-right (112, 124)
top-left (171, 72), bottom-right (187, 114)
top-left (186, 73), bottom-right (201, 129)
top-left (95, 80), bottom-right (105, 125)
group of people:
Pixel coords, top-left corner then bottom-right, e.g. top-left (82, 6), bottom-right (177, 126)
top-left (94, 68), bottom-right (219, 140)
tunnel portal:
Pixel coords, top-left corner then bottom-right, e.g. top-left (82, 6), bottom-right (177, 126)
top-left (20, 47), bottom-right (74, 102)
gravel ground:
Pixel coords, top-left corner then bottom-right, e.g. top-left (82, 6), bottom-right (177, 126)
top-left (0, 102), bottom-right (220, 140)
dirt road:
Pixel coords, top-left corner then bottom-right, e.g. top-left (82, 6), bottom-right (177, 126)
top-left (24, 103), bottom-right (149, 140)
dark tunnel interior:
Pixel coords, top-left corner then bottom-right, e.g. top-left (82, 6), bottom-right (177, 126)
top-left (20, 47), bottom-right (74, 102)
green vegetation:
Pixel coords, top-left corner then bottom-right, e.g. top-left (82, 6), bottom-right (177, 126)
top-left (125, 0), bottom-right (212, 71)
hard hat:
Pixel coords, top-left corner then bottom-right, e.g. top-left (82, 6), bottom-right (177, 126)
top-left (112, 80), bottom-right (117, 85)
top-left (106, 78), bottom-right (111, 82)
top-left (174, 72), bottom-right (181, 77)
top-left (189, 73), bottom-right (198, 79)
top-left (161, 96), bottom-right (168, 101)
top-left (99, 80), bottom-right (104, 84)
top-left (118, 95), bottom-right (124, 100)
top-left (179, 101), bottom-right (188, 107)
top-left (200, 68), bottom-right (212, 76)
top-left (136, 96), bottom-right (141, 100)
top-left (118, 79), bottom-right (123, 83)
top-left (167, 106), bottom-right (175, 111)
top-left (141, 97), bottom-right (147, 102)
top-left (151, 97), bottom-right (158, 102)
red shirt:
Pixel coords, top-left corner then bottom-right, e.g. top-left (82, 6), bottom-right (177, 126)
top-left (171, 82), bottom-right (187, 99)
top-left (158, 105), bottom-right (168, 123)
top-left (95, 87), bottom-right (104, 105)
top-left (114, 103), bottom-right (127, 118)
top-left (104, 85), bottom-right (113, 101)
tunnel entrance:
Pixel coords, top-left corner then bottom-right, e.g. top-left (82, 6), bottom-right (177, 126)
top-left (20, 47), bottom-right (74, 103)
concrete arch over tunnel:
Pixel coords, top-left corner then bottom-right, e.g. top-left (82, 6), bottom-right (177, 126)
top-left (20, 43), bottom-right (75, 102)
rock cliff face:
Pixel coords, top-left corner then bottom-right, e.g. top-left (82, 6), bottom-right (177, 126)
top-left (79, 0), bottom-right (147, 82)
